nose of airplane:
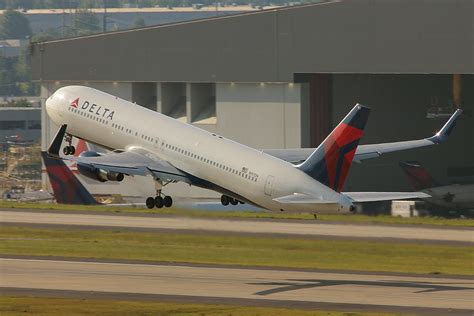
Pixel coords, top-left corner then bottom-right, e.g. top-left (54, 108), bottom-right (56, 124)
top-left (45, 94), bottom-right (54, 115)
top-left (45, 90), bottom-right (64, 123)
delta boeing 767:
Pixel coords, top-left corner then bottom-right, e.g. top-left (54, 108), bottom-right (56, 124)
top-left (45, 86), bottom-right (462, 213)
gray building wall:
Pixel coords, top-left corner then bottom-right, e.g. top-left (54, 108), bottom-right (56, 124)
top-left (0, 108), bottom-right (41, 143)
top-left (215, 83), bottom-right (301, 148)
top-left (30, 0), bottom-right (473, 83)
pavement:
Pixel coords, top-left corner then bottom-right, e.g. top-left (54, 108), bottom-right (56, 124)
top-left (1, 258), bottom-right (473, 315)
top-left (1, 210), bottom-right (473, 244)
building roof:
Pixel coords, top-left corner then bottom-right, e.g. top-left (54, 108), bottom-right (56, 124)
top-left (31, 0), bottom-right (474, 83)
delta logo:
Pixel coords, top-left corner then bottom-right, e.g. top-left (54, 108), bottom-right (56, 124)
top-left (70, 98), bottom-right (79, 108)
top-left (75, 99), bottom-right (115, 120)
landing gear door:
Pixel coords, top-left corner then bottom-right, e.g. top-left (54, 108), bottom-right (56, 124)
top-left (264, 175), bottom-right (275, 196)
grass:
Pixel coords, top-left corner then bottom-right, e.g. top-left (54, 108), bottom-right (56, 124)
top-left (1, 200), bottom-right (474, 227)
top-left (0, 296), bottom-right (399, 316)
top-left (1, 226), bottom-right (472, 275)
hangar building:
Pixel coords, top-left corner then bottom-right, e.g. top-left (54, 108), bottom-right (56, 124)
top-left (31, 0), bottom-right (474, 199)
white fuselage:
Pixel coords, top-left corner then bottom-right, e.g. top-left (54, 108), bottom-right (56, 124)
top-left (423, 184), bottom-right (474, 210)
top-left (46, 86), bottom-right (353, 213)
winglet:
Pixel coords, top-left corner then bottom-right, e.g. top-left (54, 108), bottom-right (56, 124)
top-left (48, 124), bottom-right (67, 158)
top-left (427, 109), bottom-right (462, 144)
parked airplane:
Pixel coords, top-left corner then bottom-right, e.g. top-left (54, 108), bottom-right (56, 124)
top-left (45, 86), bottom-right (461, 213)
top-left (400, 161), bottom-right (474, 212)
top-left (41, 151), bottom-right (99, 205)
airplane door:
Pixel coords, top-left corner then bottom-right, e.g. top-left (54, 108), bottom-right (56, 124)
top-left (264, 175), bottom-right (275, 196)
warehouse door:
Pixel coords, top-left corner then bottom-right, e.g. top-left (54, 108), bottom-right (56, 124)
top-left (309, 74), bottom-right (332, 147)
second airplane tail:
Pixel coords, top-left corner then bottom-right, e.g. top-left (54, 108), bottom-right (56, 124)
top-left (399, 161), bottom-right (440, 191)
top-left (41, 151), bottom-right (100, 205)
top-left (297, 104), bottom-right (370, 192)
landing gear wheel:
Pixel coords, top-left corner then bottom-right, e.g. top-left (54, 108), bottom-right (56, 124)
top-left (63, 145), bottom-right (76, 155)
top-left (230, 198), bottom-right (238, 205)
top-left (221, 195), bottom-right (229, 206)
top-left (146, 197), bottom-right (155, 209)
top-left (163, 196), bottom-right (173, 208)
top-left (154, 196), bottom-right (164, 208)
top-left (313, 214), bottom-right (318, 220)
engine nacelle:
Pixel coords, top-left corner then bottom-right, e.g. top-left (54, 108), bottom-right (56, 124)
top-left (106, 171), bottom-right (124, 182)
top-left (77, 163), bottom-right (124, 182)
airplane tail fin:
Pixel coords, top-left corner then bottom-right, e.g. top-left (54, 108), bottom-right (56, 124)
top-left (297, 104), bottom-right (370, 192)
top-left (399, 161), bottom-right (439, 191)
top-left (41, 151), bottom-right (100, 205)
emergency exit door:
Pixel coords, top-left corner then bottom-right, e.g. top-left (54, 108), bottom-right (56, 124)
top-left (264, 175), bottom-right (275, 196)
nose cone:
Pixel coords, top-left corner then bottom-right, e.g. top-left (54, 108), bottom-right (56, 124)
top-left (45, 89), bottom-right (65, 123)
top-left (45, 95), bottom-right (54, 115)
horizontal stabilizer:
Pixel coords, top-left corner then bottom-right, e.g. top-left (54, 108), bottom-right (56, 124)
top-left (273, 193), bottom-right (338, 204)
top-left (343, 191), bottom-right (430, 202)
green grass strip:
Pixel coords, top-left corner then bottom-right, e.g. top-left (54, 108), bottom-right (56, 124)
top-left (1, 226), bottom-right (472, 275)
top-left (0, 296), bottom-right (399, 316)
top-left (1, 200), bottom-right (473, 227)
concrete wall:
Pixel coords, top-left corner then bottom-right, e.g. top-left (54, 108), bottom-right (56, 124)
top-left (158, 83), bottom-right (186, 120)
top-left (215, 82), bottom-right (301, 149)
top-left (31, 1), bottom-right (474, 83)
top-left (132, 82), bottom-right (157, 111)
top-left (0, 108), bottom-right (41, 143)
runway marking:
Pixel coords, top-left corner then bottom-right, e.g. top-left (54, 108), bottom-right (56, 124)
top-left (1, 211), bottom-right (472, 243)
top-left (1, 257), bottom-right (473, 312)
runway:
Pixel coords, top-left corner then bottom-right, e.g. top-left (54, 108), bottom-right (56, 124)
top-left (1, 210), bottom-right (473, 244)
top-left (1, 258), bottom-right (473, 315)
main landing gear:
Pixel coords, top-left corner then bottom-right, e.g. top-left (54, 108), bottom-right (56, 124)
top-left (146, 179), bottom-right (173, 209)
top-left (146, 195), bottom-right (173, 209)
top-left (63, 133), bottom-right (75, 155)
top-left (221, 195), bottom-right (243, 206)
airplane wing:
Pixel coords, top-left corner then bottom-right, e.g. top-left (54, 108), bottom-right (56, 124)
top-left (263, 109), bottom-right (462, 164)
top-left (343, 191), bottom-right (430, 202)
top-left (73, 148), bottom-right (193, 184)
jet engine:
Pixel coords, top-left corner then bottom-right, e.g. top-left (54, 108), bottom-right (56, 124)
top-left (77, 153), bottom-right (124, 183)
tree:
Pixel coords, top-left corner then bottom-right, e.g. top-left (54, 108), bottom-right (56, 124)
top-left (133, 17), bottom-right (146, 28)
top-left (0, 9), bottom-right (32, 39)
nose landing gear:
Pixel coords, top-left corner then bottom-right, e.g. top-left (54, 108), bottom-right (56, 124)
top-left (63, 133), bottom-right (75, 155)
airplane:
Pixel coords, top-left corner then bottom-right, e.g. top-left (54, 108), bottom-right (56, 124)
top-left (400, 161), bottom-right (474, 213)
top-left (44, 86), bottom-right (462, 213)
